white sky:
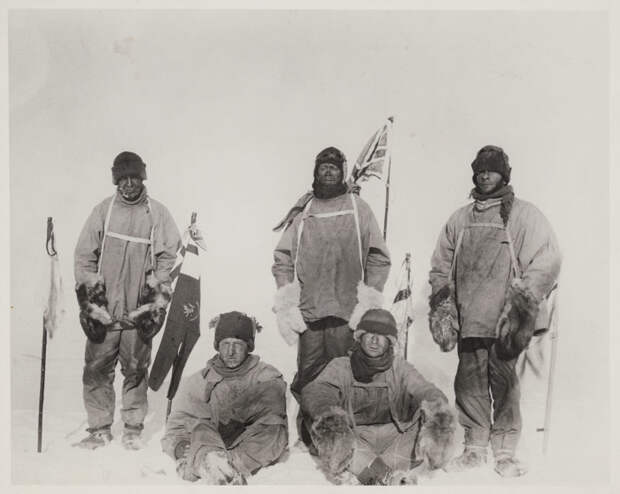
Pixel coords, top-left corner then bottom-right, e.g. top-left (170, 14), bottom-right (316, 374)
top-left (6, 5), bottom-right (614, 486)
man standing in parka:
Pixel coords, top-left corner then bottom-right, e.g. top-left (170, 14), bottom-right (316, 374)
top-left (428, 145), bottom-right (561, 477)
top-left (301, 309), bottom-right (456, 485)
top-left (162, 311), bottom-right (288, 485)
top-left (272, 146), bottom-right (391, 444)
top-left (74, 151), bottom-right (181, 450)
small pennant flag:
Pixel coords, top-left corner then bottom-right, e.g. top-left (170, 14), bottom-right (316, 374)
top-left (350, 117), bottom-right (393, 184)
top-left (43, 217), bottom-right (65, 338)
top-left (391, 253), bottom-right (414, 357)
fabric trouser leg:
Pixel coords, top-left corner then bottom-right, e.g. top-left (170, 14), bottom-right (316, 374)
top-left (454, 338), bottom-right (493, 449)
top-left (455, 337), bottom-right (522, 456)
top-left (290, 317), bottom-right (354, 397)
top-left (83, 330), bottom-right (121, 430)
top-left (118, 328), bottom-right (152, 428)
top-left (349, 423), bottom-right (418, 478)
top-left (291, 317), bottom-right (354, 446)
top-left (488, 342), bottom-right (522, 458)
top-left (229, 424), bottom-right (288, 477)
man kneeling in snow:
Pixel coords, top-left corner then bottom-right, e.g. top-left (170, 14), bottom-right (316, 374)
top-left (301, 309), bottom-right (457, 485)
top-left (161, 311), bottom-right (288, 484)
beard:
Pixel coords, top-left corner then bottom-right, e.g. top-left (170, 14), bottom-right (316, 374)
top-left (312, 179), bottom-right (347, 199)
top-left (118, 184), bottom-right (144, 201)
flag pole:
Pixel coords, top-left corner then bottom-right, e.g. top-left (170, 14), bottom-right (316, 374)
top-left (382, 116), bottom-right (394, 241)
top-left (166, 351), bottom-right (183, 422)
top-left (38, 217), bottom-right (56, 453)
top-left (403, 252), bottom-right (411, 360)
top-left (541, 293), bottom-right (559, 454)
top-left (37, 314), bottom-right (48, 453)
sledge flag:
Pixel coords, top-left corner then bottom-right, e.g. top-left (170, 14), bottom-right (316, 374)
top-left (43, 217), bottom-right (65, 338)
top-left (391, 253), bottom-right (414, 358)
top-left (349, 117), bottom-right (393, 184)
top-left (148, 214), bottom-right (206, 400)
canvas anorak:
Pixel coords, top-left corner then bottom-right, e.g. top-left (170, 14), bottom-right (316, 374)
top-left (162, 355), bottom-right (288, 477)
top-left (272, 193), bottom-right (390, 323)
top-left (429, 198), bottom-right (561, 338)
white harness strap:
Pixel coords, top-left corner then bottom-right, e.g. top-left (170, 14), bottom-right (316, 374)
top-left (294, 194), bottom-right (364, 279)
top-left (308, 209), bottom-right (354, 218)
top-left (97, 194), bottom-right (155, 275)
top-left (105, 231), bottom-right (152, 244)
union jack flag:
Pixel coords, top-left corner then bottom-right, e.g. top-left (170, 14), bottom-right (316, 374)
top-left (350, 117), bottom-right (393, 184)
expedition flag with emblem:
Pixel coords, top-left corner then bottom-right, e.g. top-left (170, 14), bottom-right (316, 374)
top-left (148, 214), bottom-right (206, 401)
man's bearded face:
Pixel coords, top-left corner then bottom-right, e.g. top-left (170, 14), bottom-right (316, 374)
top-left (316, 162), bottom-right (343, 186)
top-left (117, 176), bottom-right (144, 201)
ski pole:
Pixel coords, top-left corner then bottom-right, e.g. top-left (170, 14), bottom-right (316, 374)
top-left (37, 314), bottom-right (48, 453)
top-left (38, 217), bottom-right (56, 452)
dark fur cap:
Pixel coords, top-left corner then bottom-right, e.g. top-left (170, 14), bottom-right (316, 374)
top-left (471, 145), bottom-right (511, 184)
top-left (314, 146), bottom-right (346, 178)
top-left (356, 308), bottom-right (398, 338)
top-left (112, 151), bottom-right (147, 185)
top-left (210, 311), bottom-right (261, 352)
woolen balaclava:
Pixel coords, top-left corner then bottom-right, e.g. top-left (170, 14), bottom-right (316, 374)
top-left (470, 145), bottom-right (511, 185)
top-left (470, 145), bottom-right (515, 226)
top-left (111, 151), bottom-right (147, 185)
top-left (212, 311), bottom-right (256, 352)
top-left (312, 146), bottom-right (348, 199)
top-left (350, 309), bottom-right (397, 383)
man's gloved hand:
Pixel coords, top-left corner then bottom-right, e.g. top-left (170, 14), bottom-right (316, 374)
top-left (273, 281), bottom-right (307, 346)
top-left (174, 440), bottom-right (198, 482)
top-left (416, 399), bottom-right (457, 470)
top-left (428, 285), bottom-right (459, 352)
top-left (128, 270), bottom-right (172, 343)
top-left (75, 276), bottom-right (113, 343)
top-left (496, 279), bottom-right (540, 360)
top-left (196, 450), bottom-right (246, 485)
top-left (310, 407), bottom-right (355, 476)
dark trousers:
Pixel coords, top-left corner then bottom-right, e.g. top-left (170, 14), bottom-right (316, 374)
top-left (290, 317), bottom-right (354, 446)
top-left (454, 337), bottom-right (521, 458)
top-left (82, 328), bottom-right (151, 430)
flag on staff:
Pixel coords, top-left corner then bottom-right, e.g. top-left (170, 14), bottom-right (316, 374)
top-left (43, 218), bottom-right (65, 338)
top-left (349, 117), bottom-right (393, 184)
top-left (39, 217), bottom-right (66, 453)
top-left (148, 213), bottom-right (206, 403)
top-left (391, 253), bottom-right (414, 359)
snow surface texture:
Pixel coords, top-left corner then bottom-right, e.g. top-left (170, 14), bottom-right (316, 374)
top-left (12, 300), bottom-right (591, 486)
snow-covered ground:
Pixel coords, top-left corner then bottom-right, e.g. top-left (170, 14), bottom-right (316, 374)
top-left (11, 311), bottom-right (604, 486)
